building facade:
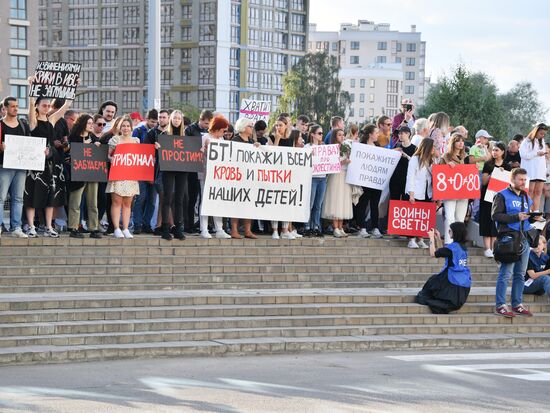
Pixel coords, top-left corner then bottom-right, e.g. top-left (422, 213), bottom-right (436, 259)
top-left (0, 0), bottom-right (39, 116)
top-left (309, 20), bottom-right (428, 122)
top-left (37, 0), bottom-right (309, 120)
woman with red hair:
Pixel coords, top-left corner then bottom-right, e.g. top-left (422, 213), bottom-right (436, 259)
top-left (199, 114), bottom-right (231, 239)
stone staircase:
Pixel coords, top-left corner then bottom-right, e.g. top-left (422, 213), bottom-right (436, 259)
top-left (0, 236), bottom-right (548, 365)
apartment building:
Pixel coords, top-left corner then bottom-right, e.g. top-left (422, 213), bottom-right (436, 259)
top-left (309, 20), bottom-right (428, 122)
top-left (0, 0), bottom-right (39, 116)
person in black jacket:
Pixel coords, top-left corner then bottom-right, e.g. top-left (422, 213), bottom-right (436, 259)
top-left (184, 109), bottom-right (213, 233)
top-left (67, 114), bottom-right (102, 239)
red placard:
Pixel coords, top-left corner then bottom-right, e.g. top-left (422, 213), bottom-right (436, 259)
top-left (108, 143), bottom-right (155, 182)
top-left (432, 164), bottom-right (480, 200)
top-left (387, 200), bottom-right (437, 237)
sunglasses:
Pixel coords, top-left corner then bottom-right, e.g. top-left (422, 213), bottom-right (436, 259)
top-left (315, 131), bottom-right (323, 135)
top-left (96, 122), bottom-right (106, 127)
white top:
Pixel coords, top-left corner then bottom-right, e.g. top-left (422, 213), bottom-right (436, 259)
top-left (405, 155), bottom-right (432, 200)
top-left (520, 138), bottom-right (547, 181)
top-left (411, 134), bottom-right (424, 147)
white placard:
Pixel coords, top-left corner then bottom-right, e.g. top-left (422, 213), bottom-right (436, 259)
top-left (345, 142), bottom-right (401, 190)
top-left (2, 134), bottom-right (46, 171)
top-left (312, 144), bottom-right (341, 177)
top-left (239, 99), bottom-right (271, 123)
top-left (201, 140), bottom-right (312, 222)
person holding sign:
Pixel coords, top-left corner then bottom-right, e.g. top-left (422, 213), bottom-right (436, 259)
top-left (25, 90), bottom-right (74, 238)
top-left (66, 114), bottom-right (102, 239)
top-left (106, 116), bottom-right (140, 239)
top-left (322, 129), bottom-right (353, 237)
top-left (355, 124), bottom-right (384, 239)
top-left (199, 115), bottom-right (231, 239)
top-left (304, 125), bottom-right (328, 238)
top-left (479, 142), bottom-right (510, 258)
top-left (415, 223), bottom-right (471, 314)
top-left (520, 123), bottom-right (548, 213)
top-left (439, 133), bottom-right (471, 244)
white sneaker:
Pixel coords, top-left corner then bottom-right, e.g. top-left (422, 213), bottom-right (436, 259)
top-left (417, 239), bottom-right (429, 249)
top-left (281, 231), bottom-right (296, 240)
top-left (408, 239), bottom-right (419, 249)
top-left (341, 229), bottom-right (349, 237)
top-left (272, 231), bottom-right (280, 239)
top-left (122, 229), bottom-right (133, 239)
top-left (333, 229), bottom-right (343, 238)
top-left (291, 229), bottom-right (303, 238)
top-left (370, 228), bottom-right (383, 239)
top-left (200, 231), bottom-right (212, 239)
top-left (27, 226), bottom-right (38, 238)
top-left (215, 230), bottom-right (231, 239)
top-left (44, 227), bottom-right (59, 238)
top-left (357, 228), bottom-right (370, 238)
top-left (484, 249), bottom-right (494, 258)
top-left (12, 227), bottom-right (28, 238)
top-left (113, 228), bottom-right (124, 239)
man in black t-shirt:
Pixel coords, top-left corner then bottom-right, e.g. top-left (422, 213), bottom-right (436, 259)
top-left (0, 96), bottom-right (30, 238)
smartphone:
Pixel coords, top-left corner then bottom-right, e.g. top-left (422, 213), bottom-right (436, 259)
top-left (528, 212), bottom-right (544, 217)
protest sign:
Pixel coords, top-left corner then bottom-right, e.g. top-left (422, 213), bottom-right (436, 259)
top-left (29, 61), bottom-right (81, 100)
top-left (484, 168), bottom-right (528, 202)
top-left (432, 164), bottom-right (480, 200)
top-left (108, 143), bottom-right (155, 181)
top-left (70, 143), bottom-right (109, 182)
top-left (345, 142), bottom-right (401, 190)
top-left (312, 144), bottom-right (341, 176)
top-left (387, 200), bottom-right (436, 237)
top-left (2, 135), bottom-right (46, 171)
top-left (239, 99), bottom-right (271, 123)
top-left (158, 135), bottom-right (204, 173)
top-left (201, 140), bottom-right (312, 222)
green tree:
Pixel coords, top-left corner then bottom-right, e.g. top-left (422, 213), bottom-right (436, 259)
top-left (279, 52), bottom-right (350, 131)
top-left (418, 64), bottom-right (507, 141)
top-left (498, 81), bottom-right (547, 137)
top-left (168, 101), bottom-right (201, 122)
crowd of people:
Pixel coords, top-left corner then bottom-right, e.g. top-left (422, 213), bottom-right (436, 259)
top-left (1, 90), bottom-right (549, 318)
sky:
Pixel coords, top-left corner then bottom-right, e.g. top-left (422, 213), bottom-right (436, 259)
top-left (310, 0), bottom-right (550, 120)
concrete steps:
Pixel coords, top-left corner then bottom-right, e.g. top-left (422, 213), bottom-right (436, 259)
top-left (0, 235), bottom-right (545, 365)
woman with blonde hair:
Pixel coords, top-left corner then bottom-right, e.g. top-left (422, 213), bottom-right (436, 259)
top-left (440, 133), bottom-right (471, 244)
top-left (428, 112), bottom-right (450, 156)
top-left (520, 123), bottom-right (548, 212)
top-left (346, 123), bottom-right (359, 141)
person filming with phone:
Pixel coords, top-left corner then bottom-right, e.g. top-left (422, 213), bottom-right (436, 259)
top-left (391, 99), bottom-right (416, 148)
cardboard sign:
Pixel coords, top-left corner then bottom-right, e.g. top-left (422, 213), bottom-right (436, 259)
top-left (108, 143), bottom-right (155, 182)
top-left (345, 142), bottom-right (401, 190)
top-left (2, 134), bottom-right (46, 171)
top-left (158, 135), bottom-right (204, 173)
top-left (432, 164), bottom-right (480, 200)
top-left (70, 143), bottom-right (109, 182)
top-left (387, 200), bottom-right (436, 237)
top-left (201, 140), bottom-right (312, 222)
top-left (29, 61), bottom-right (81, 100)
top-left (312, 144), bottom-right (341, 176)
top-left (239, 99), bottom-right (271, 123)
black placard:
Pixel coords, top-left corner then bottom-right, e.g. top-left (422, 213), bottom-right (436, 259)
top-left (70, 143), bottom-right (109, 182)
top-left (158, 135), bottom-right (204, 173)
top-left (29, 61), bottom-right (81, 100)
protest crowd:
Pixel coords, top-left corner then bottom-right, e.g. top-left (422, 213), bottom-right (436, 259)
top-left (1, 73), bottom-right (550, 318)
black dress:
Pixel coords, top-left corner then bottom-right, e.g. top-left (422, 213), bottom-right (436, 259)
top-left (415, 246), bottom-right (471, 314)
top-left (24, 120), bottom-right (67, 208)
top-left (479, 160), bottom-right (511, 237)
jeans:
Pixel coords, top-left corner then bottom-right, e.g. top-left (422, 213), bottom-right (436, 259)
top-left (496, 240), bottom-right (530, 307)
top-left (306, 177), bottom-right (327, 230)
top-left (443, 199), bottom-right (469, 244)
top-left (524, 275), bottom-right (550, 299)
top-left (0, 168), bottom-right (26, 230)
top-left (133, 181), bottom-right (156, 229)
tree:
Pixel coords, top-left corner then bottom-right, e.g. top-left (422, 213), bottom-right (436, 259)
top-left (498, 81), bottom-right (547, 137)
top-left (418, 64), bottom-right (507, 141)
top-left (168, 101), bottom-right (201, 122)
top-left (279, 52), bottom-right (350, 131)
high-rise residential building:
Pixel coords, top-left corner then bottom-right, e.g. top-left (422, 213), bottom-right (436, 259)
top-left (309, 20), bottom-right (428, 122)
top-left (0, 0), bottom-right (39, 116)
top-left (38, 0), bottom-right (309, 120)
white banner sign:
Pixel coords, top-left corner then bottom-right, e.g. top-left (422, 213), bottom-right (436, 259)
top-left (345, 142), bottom-right (401, 190)
top-left (312, 144), bottom-right (341, 177)
top-left (201, 140), bottom-right (312, 222)
top-left (239, 99), bottom-right (271, 123)
top-left (2, 134), bottom-right (46, 171)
